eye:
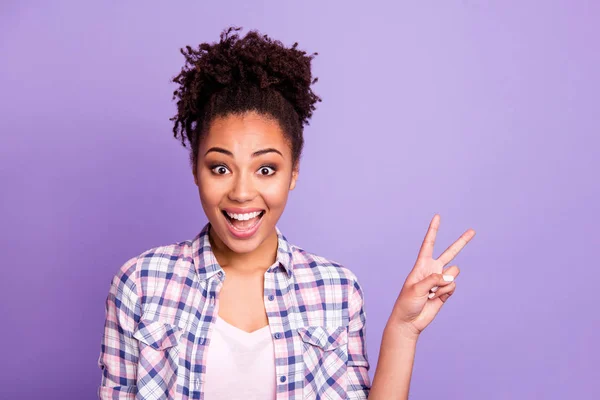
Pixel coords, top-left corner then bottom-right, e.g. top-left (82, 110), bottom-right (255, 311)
top-left (258, 166), bottom-right (276, 176)
top-left (211, 165), bottom-right (230, 175)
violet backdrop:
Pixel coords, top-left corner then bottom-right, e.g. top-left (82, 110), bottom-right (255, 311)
top-left (1, 1), bottom-right (598, 399)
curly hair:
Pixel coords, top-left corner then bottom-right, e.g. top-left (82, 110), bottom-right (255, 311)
top-left (170, 26), bottom-right (321, 170)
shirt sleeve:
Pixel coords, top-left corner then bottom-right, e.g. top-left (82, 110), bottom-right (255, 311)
top-left (97, 258), bottom-right (142, 399)
top-left (346, 276), bottom-right (372, 399)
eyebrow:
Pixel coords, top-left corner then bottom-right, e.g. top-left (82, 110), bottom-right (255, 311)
top-left (204, 147), bottom-right (283, 158)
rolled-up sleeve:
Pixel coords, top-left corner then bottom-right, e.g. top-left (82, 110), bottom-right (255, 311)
top-left (346, 277), bottom-right (371, 399)
top-left (97, 258), bottom-right (141, 399)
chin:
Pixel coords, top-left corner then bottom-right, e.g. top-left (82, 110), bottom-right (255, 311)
top-left (221, 235), bottom-right (265, 254)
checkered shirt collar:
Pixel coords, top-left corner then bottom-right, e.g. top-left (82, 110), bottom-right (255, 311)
top-left (191, 222), bottom-right (294, 280)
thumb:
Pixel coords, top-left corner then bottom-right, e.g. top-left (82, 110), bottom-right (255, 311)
top-left (413, 272), bottom-right (455, 297)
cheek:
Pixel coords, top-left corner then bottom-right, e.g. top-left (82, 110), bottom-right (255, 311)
top-left (260, 176), bottom-right (291, 208)
top-left (197, 173), bottom-right (222, 206)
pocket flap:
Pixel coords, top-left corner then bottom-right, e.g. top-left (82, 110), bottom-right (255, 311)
top-left (133, 319), bottom-right (183, 350)
top-left (298, 325), bottom-right (347, 350)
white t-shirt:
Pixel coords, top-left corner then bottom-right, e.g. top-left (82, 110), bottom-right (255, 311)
top-left (204, 316), bottom-right (276, 399)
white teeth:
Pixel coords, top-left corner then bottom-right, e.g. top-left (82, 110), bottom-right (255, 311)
top-left (226, 211), bottom-right (262, 221)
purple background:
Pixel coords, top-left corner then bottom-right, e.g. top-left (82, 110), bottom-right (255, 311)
top-left (1, 1), bottom-right (598, 398)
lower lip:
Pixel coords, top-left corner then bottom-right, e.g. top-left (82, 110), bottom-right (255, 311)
top-left (224, 212), bottom-right (264, 239)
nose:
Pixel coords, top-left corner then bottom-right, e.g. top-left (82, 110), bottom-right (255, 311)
top-left (227, 171), bottom-right (256, 203)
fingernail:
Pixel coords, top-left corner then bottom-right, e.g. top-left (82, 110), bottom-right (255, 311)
top-left (443, 275), bottom-right (454, 282)
top-left (431, 286), bottom-right (439, 292)
top-left (428, 292), bottom-right (436, 299)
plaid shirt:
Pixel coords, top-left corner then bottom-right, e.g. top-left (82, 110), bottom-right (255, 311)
top-left (98, 223), bottom-right (371, 399)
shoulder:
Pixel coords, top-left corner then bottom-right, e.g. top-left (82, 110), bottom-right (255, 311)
top-left (289, 243), bottom-right (361, 290)
top-left (110, 239), bottom-right (194, 291)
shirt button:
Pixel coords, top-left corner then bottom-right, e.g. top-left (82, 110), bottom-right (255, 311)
top-left (280, 376), bottom-right (286, 383)
top-left (268, 295), bottom-right (274, 301)
top-left (274, 332), bottom-right (281, 339)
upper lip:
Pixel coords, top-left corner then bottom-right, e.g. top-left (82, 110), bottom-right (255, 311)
top-left (222, 207), bottom-right (265, 214)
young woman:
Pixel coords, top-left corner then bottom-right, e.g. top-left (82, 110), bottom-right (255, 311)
top-left (97, 27), bottom-right (476, 400)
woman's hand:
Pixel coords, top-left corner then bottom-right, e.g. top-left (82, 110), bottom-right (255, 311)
top-left (389, 214), bottom-right (476, 339)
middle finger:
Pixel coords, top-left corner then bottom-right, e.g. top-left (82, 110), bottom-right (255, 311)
top-left (437, 229), bottom-right (475, 266)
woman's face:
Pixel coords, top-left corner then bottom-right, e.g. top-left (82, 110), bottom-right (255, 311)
top-left (194, 111), bottom-right (298, 255)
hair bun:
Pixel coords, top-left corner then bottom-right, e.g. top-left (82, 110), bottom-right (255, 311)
top-left (171, 26), bottom-right (321, 169)
top-left (172, 26), bottom-right (321, 126)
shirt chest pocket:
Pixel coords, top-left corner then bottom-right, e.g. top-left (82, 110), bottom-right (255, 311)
top-left (298, 325), bottom-right (349, 400)
top-left (133, 319), bottom-right (183, 399)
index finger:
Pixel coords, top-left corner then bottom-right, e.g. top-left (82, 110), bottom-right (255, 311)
top-left (417, 214), bottom-right (440, 260)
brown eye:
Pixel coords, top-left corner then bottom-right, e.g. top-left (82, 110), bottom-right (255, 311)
top-left (258, 166), bottom-right (275, 176)
top-left (211, 165), bottom-right (230, 175)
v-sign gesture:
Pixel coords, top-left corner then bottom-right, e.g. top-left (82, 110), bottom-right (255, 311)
top-left (389, 214), bottom-right (476, 338)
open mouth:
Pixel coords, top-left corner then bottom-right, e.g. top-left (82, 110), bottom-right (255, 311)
top-left (221, 210), bottom-right (265, 232)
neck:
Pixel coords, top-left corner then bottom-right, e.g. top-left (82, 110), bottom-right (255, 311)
top-left (208, 226), bottom-right (279, 273)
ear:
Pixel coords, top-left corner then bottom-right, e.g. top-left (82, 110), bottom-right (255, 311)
top-left (193, 168), bottom-right (198, 187)
top-left (289, 167), bottom-right (299, 191)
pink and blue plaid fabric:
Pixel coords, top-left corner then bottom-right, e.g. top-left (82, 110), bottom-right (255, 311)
top-left (98, 223), bottom-right (371, 399)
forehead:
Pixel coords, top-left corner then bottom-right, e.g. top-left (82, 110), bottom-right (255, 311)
top-left (202, 112), bottom-right (289, 154)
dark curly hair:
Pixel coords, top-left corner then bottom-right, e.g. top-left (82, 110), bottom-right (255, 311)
top-left (170, 26), bottom-right (321, 171)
